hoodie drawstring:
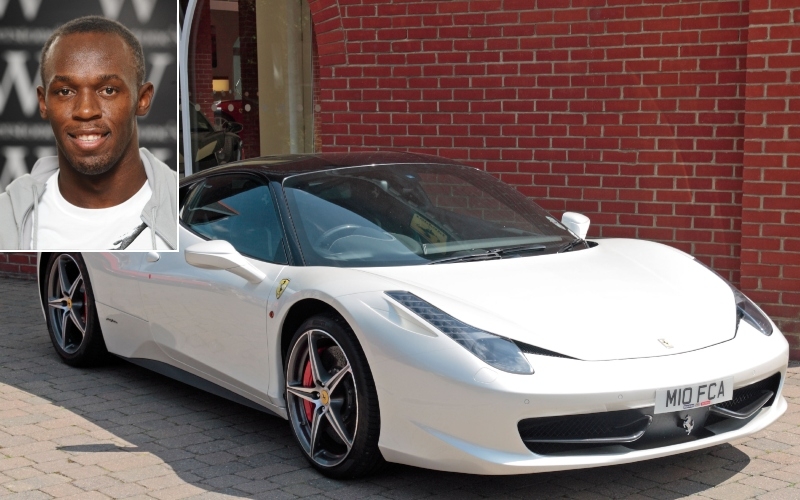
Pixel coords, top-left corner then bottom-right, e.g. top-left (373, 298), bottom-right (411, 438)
top-left (31, 184), bottom-right (39, 250)
top-left (151, 207), bottom-right (157, 250)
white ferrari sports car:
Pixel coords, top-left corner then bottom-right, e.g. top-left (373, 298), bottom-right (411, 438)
top-left (39, 152), bottom-right (789, 478)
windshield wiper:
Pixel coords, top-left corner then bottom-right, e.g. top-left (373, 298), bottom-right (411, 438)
top-left (493, 244), bottom-right (547, 257)
top-left (428, 252), bottom-right (501, 265)
top-left (557, 238), bottom-right (585, 253)
top-left (428, 244), bottom-right (548, 264)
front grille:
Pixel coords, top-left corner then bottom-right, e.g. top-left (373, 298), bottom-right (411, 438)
top-left (705, 372), bottom-right (781, 426)
top-left (518, 409), bottom-right (648, 442)
top-left (717, 372), bottom-right (780, 410)
top-left (519, 372), bottom-right (782, 455)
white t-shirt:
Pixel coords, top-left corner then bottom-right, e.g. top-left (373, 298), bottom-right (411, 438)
top-left (35, 171), bottom-right (168, 250)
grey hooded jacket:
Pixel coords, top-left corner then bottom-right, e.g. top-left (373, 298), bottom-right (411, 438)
top-left (0, 148), bottom-right (177, 250)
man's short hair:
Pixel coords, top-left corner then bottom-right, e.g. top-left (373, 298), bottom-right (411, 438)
top-left (40, 15), bottom-right (146, 87)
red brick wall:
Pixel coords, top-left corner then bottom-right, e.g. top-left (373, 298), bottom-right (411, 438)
top-left (0, 253), bottom-right (37, 279)
top-left (741, 0), bottom-right (800, 357)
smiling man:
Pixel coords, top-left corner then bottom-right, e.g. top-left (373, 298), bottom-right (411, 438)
top-left (0, 16), bottom-right (177, 250)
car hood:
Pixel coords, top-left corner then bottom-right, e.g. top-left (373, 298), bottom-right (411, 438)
top-left (360, 239), bottom-right (737, 361)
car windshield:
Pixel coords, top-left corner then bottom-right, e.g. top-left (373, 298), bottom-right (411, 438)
top-left (282, 163), bottom-right (579, 267)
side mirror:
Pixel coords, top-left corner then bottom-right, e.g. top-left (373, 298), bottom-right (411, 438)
top-left (561, 212), bottom-right (590, 239)
top-left (224, 121), bottom-right (244, 134)
top-left (185, 240), bottom-right (266, 284)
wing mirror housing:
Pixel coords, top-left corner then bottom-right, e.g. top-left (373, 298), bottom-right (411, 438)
top-left (561, 212), bottom-right (590, 239)
top-left (224, 121), bottom-right (244, 134)
top-left (185, 240), bottom-right (266, 284)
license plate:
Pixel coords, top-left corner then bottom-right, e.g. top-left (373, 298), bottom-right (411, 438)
top-left (654, 377), bottom-right (734, 414)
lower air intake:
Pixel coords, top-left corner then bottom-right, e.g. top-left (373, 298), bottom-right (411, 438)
top-left (519, 372), bottom-right (782, 455)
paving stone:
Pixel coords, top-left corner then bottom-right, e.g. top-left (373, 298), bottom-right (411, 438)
top-left (190, 462), bottom-right (251, 480)
top-left (72, 474), bottom-right (124, 491)
top-left (279, 482), bottom-right (326, 497)
top-left (658, 478), bottom-right (708, 496)
top-left (99, 482), bottom-right (148, 499)
top-left (761, 467), bottom-right (800, 484)
top-left (759, 451), bottom-right (800, 465)
top-left (0, 491), bottom-right (55, 500)
top-left (324, 482), bottom-right (388, 499)
top-left (738, 472), bottom-right (792, 493)
top-left (746, 439), bottom-right (795, 453)
top-left (267, 468), bottom-right (326, 486)
top-left (110, 465), bottom-right (172, 483)
top-left (566, 490), bottom-right (629, 500)
top-left (197, 473), bottom-right (249, 489)
top-left (227, 478), bottom-right (280, 496)
top-left (194, 451), bottom-right (236, 467)
top-left (149, 483), bottom-right (206, 500)
top-left (249, 490), bottom-right (299, 500)
top-left (100, 454), bottom-right (165, 473)
top-left (0, 457), bottom-right (36, 473)
top-left (739, 458), bottom-right (786, 476)
top-left (700, 482), bottom-right (768, 500)
top-left (39, 481), bottom-right (86, 498)
top-left (136, 474), bottom-right (187, 492)
top-left (687, 468), bottom-right (748, 487)
top-left (58, 465), bottom-right (108, 481)
top-left (756, 486), bottom-right (800, 500)
top-left (60, 492), bottom-right (113, 500)
top-left (4, 467), bottom-right (44, 481)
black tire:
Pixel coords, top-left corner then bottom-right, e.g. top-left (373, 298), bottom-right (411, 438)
top-left (284, 314), bottom-right (385, 478)
top-left (219, 134), bottom-right (242, 163)
top-left (219, 134), bottom-right (235, 163)
top-left (43, 253), bottom-right (107, 366)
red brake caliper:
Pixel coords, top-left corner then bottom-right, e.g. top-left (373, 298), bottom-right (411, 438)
top-left (302, 360), bottom-right (314, 421)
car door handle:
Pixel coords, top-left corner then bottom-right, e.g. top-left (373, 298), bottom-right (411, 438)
top-left (146, 251), bottom-right (160, 263)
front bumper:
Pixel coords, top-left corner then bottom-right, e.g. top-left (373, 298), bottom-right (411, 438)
top-left (340, 293), bottom-right (790, 475)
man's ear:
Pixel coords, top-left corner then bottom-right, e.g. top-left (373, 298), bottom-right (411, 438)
top-left (37, 86), bottom-right (47, 120)
top-left (135, 82), bottom-right (155, 117)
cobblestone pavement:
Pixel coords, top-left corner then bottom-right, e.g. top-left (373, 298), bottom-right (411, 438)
top-left (1, 276), bottom-right (800, 500)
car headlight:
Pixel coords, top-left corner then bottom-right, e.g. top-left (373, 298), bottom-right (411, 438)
top-left (385, 291), bottom-right (534, 374)
top-left (732, 288), bottom-right (773, 336)
top-left (693, 258), bottom-right (773, 336)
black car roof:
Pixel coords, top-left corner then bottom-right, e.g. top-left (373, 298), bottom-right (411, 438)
top-left (183, 151), bottom-right (466, 183)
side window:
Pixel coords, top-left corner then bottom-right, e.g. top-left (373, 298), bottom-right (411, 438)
top-left (181, 175), bottom-right (287, 264)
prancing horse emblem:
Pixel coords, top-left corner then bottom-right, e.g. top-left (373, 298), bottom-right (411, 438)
top-left (276, 279), bottom-right (290, 299)
top-left (681, 415), bottom-right (694, 435)
top-left (658, 338), bottom-right (674, 349)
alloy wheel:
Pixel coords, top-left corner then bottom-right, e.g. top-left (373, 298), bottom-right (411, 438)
top-left (286, 328), bottom-right (358, 468)
top-left (46, 254), bottom-right (88, 354)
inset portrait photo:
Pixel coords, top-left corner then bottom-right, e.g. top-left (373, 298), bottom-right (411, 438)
top-left (0, 1), bottom-right (177, 250)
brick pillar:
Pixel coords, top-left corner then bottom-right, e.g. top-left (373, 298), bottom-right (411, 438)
top-left (187, 0), bottom-right (214, 122)
top-left (740, 0), bottom-right (800, 357)
top-left (238, 0), bottom-right (261, 159)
